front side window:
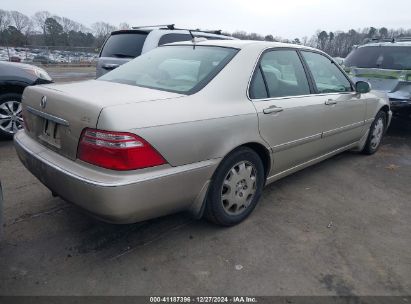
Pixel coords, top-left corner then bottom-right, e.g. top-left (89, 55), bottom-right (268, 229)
top-left (257, 50), bottom-right (311, 98)
top-left (249, 67), bottom-right (268, 99)
top-left (99, 46), bottom-right (238, 94)
top-left (301, 51), bottom-right (352, 93)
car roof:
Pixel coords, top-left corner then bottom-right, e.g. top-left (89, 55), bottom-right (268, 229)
top-left (109, 28), bottom-right (234, 39)
top-left (167, 39), bottom-right (320, 52)
top-left (357, 41), bottom-right (411, 48)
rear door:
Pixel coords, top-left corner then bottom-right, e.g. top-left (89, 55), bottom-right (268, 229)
top-left (250, 49), bottom-right (330, 175)
top-left (96, 31), bottom-right (148, 77)
top-left (300, 51), bottom-right (366, 150)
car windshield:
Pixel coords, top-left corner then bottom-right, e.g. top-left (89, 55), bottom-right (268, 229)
top-left (344, 46), bottom-right (411, 70)
top-left (98, 45), bottom-right (238, 94)
top-left (100, 32), bottom-right (148, 58)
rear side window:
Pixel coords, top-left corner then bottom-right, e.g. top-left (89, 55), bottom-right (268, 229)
top-left (249, 68), bottom-right (268, 99)
top-left (301, 51), bottom-right (352, 93)
top-left (158, 34), bottom-right (192, 45)
top-left (344, 46), bottom-right (411, 70)
top-left (100, 33), bottom-right (148, 58)
top-left (257, 50), bottom-right (310, 98)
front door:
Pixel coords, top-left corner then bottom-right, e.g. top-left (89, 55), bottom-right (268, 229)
top-left (300, 51), bottom-right (367, 150)
top-left (249, 49), bottom-right (330, 175)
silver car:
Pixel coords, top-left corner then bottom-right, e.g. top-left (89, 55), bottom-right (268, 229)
top-left (14, 40), bottom-right (391, 226)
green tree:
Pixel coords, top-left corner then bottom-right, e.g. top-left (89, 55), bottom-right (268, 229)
top-left (317, 30), bottom-right (329, 50)
top-left (368, 27), bottom-right (377, 38)
top-left (379, 27), bottom-right (388, 38)
top-left (3, 25), bottom-right (25, 46)
top-left (45, 17), bottom-right (63, 45)
top-left (292, 38), bottom-right (301, 44)
top-left (264, 34), bottom-right (274, 41)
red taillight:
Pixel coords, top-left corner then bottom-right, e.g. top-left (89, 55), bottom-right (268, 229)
top-left (77, 128), bottom-right (166, 171)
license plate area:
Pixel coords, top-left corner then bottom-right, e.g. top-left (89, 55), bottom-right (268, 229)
top-left (38, 118), bottom-right (61, 148)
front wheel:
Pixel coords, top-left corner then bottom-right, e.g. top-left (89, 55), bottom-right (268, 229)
top-left (0, 93), bottom-right (23, 139)
top-left (204, 147), bottom-right (265, 226)
top-left (362, 110), bottom-right (387, 155)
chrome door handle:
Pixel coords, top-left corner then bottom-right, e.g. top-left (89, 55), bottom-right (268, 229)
top-left (263, 106), bottom-right (284, 114)
top-left (102, 63), bottom-right (119, 70)
top-left (325, 99), bottom-right (337, 105)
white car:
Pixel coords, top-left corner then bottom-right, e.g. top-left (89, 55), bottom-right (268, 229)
top-left (96, 24), bottom-right (235, 77)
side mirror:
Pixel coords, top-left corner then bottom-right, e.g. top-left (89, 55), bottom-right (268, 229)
top-left (355, 81), bottom-right (371, 94)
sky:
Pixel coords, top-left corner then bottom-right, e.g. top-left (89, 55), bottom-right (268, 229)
top-left (2, 0), bottom-right (411, 39)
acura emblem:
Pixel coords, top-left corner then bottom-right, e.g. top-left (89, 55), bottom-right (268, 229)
top-left (40, 96), bottom-right (47, 109)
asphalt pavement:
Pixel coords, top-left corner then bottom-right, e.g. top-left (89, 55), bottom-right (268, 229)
top-left (0, 70), bottom-right (410, 295)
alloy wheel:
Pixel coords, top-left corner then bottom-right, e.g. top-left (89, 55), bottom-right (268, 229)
top-left (0, 101), bottom-right (23, 135)
top-left (370, 117), bottom-right (384, 149)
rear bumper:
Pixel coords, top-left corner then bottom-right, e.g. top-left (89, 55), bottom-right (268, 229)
top-left (14, 131), bottom-right (218, 223)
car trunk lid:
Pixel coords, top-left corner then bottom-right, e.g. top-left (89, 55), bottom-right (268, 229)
top-left (22, 80), bottom-right (183, 160)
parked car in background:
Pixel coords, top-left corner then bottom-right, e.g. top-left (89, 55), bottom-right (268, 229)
top-left (10, 56), bottom-right (21, 63)
top-left (96, 24), bottom-right (235, 77)
top-left (33, 55), bottom-right (54, 65)
top-left (343, 38), bottom-right (411, 116)
top-left (0, 61), bottom-right (53, 138)
top-left (15, 40), bottom-right (391, 226)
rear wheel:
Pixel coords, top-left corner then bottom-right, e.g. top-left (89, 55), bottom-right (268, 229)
top-left (204, 147), bottom-right (265, 226)
top-left (362, 110), bottom-right (386, 155)
top-left (0, 93), bottom-right (23, 139)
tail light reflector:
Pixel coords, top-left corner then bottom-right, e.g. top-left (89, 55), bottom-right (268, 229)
top-left (77, 128), bottom-right (166, 170)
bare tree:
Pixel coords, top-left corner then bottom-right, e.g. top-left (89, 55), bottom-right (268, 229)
top-left (9, 11), bottom-right (30, 32)
top-left (33, 11), bottom-right (51, 35)
top-left (118, 22), bottom-right (130, 30)
top-left (91, 22), bottom-right (116, 46)
top-left (60, 17), bottom-right (82, 33)
top-left (0, 9), bottom-right (11, 32)
top-left (92, 22), bottom-right (116, 36)
top-left (301, 36), bottom-right (308, 46)
top-left (231, 31), bottom-right (248, 40)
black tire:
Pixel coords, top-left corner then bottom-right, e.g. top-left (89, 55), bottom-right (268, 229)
top-left (204, 147), bottom-right (265, 226)
top-left (0, 93), bottom-right (23, 139)
top-left (362, 110), bottom-right (387, 155)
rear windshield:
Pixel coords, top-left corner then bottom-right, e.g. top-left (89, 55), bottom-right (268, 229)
top-left (344, 46), bottom-right (411, 70)
top-left (98, 45), bottom-right (238, 94)
top-left (100, 32), bottom-right (147, 58)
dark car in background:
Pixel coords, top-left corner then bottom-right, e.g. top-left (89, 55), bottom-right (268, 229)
top-left (0, 61), bottom-right (53, 139)
top-left (96, 24), bottom-right (235, 77)
top-left (343, 38), bottom-right (411, 116)
top-left (32, 55), bottom-right (54, 65)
